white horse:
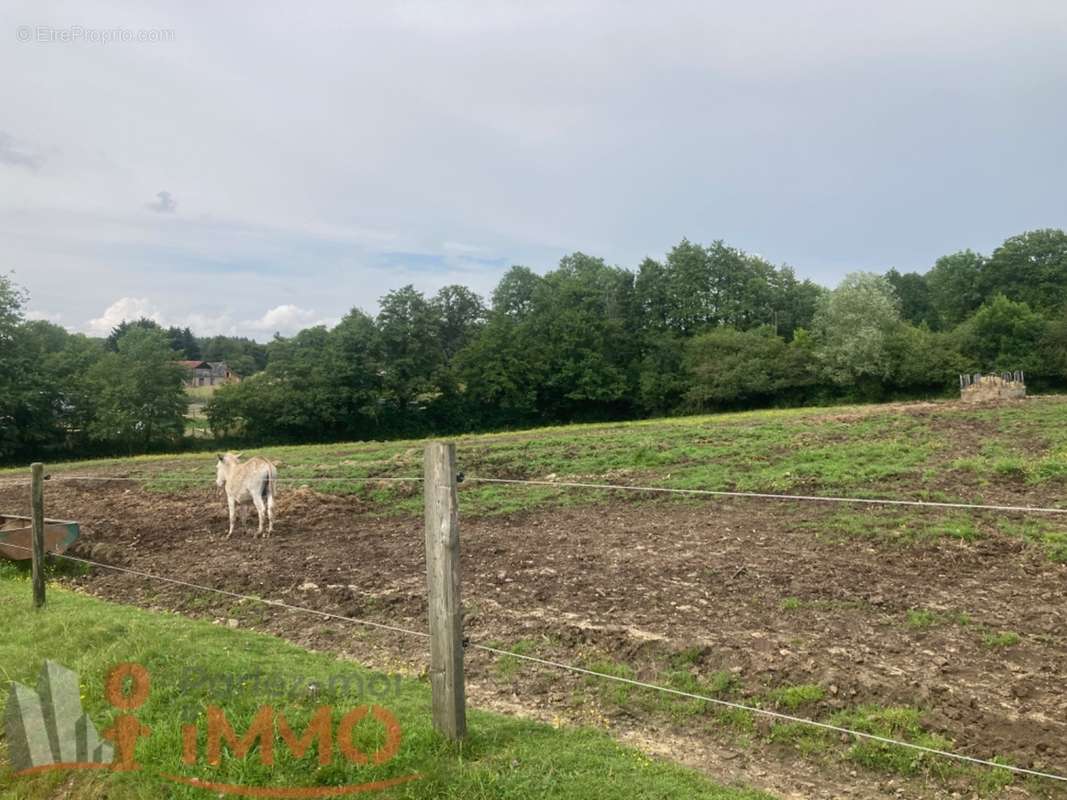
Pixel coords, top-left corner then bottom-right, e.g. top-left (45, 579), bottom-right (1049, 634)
top-left (215, 453), bottom-right (277, 537)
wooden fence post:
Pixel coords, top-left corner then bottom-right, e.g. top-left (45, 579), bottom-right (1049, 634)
top-left (423, 442), bottom-right (466, 740)
top-left (31, 462), bottom-right (46, 608)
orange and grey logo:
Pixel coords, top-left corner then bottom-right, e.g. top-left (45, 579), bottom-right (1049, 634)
top-left (5, 660), bottom-right (420, 797)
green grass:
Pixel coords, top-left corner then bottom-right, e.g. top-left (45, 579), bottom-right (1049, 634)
top-left (902, 608), bottom-right (973, 631)
top-left (490, 639), bottom-right (538, 681)
top-left (9, 395), bottom-right (1067, 524)
top-left (806, 509), bottom-right (983, 546)
top-left (996, 518), bottom-right (1067, 563)
top-left (981, 631), bottom-right (1021, 649)
top-left (766, 684), bottom-right (824, 710)
top-left (570, 651), bottom-right (1031, 791)
top-left (0, 571), bottom-right (771, 800)
top-left (905, 609), bottom-right (939, 629)
top-left (767, 704), bottom-right (1014, 788)
top-left (831, 706), bottom-right (955, 777)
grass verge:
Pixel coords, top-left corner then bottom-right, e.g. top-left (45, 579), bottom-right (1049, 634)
top-left (0, 570), bottom-right (770, 800)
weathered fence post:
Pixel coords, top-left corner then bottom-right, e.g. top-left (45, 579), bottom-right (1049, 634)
top-left (30, 462), bottom-right (46, 608)
top-left (423, 441), bottom-right (466, 740)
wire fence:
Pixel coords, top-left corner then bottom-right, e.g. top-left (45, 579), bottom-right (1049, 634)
top-left (3, 539), bottom-right (1064, 785)
top-left (5, 469), bottom-right (1066, 517)
top-left (5, 466), bottom-right (1067, 787)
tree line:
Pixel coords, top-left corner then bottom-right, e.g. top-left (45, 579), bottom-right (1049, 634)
top-left (3, 228), bottom-right (1067, 460)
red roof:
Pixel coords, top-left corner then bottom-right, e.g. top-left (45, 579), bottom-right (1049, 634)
top-left (175, 360), bottom-right (210, 369)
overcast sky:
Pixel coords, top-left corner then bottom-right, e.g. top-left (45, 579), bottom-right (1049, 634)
top-left (3, 1), bottom-right (1066, 340)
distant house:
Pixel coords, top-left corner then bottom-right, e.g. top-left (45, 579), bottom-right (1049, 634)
top-left (177, 360), bottom-right (240, 389)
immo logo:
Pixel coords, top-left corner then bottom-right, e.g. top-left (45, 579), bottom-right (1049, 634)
top-left (5, 660), bottom-right (421, 797)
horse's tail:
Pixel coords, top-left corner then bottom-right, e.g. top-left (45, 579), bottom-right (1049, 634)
top-left (263, 462), bottom-right (277, 503)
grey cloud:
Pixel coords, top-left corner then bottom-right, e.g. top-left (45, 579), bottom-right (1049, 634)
top-left (147, 191), bottom-right (177, 214)
top-left (1, 1), bottom-right (1066, 333)
top-left (0, 131), bottom-right (42, 170)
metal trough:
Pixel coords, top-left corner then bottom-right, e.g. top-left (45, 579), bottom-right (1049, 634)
top-left (0, 515), bottom-right (80, 561)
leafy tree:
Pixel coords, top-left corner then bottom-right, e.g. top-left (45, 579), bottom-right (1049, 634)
top-left (251, 326), bottom-right (347, 439)
top-left (458, 255), bottom-right (637, 423)
top-left (490, 266), bottom-right (542, 317)
top-left (982, 229), bottom-right (1067, 313)
top-left (0, 275), bottom-right (30, 457)
top-left (86, 327), bottom-right (187, 451)
top-left (885, 269), bottom-right (937, 329)
top-left (769, 268), bottom-right (824, 340)
top-left (886, 324), bottom-right (970, 391)
top-left (528, 253), bottom-right (636, 420)
top-left (956, 294), bottom-right (1047, 374)
top-left (926, 250), bottom-right (984, 329)
top-left (431, 285), bottom-right (486, 361)
top-left (8, 322), bottom-right (91, 454)
top-left (634, 258), bottom-right (672, 333)
top-left (200, 335), bottom-right (268, 377)
top-left (455, 274), bottom-right (546, 425)
top-left (636, 332), bottom-right (687, 414)
top-left (376, 286), bottom-right (445, 417)
top-left (812, 272), bottom-right (902, 387)
top-left (328, 309), bottom-right (385, 436)
top-left (166, 326), bottom-right (201, 359)
top-left (664, 238), bottom-right (717, 334)
top-left (105, 317), bottom-right (162, 351)
top-left (1039, 308), bottom-right (1067, 381)
top-left (684, 326), bottom-right (815, 408)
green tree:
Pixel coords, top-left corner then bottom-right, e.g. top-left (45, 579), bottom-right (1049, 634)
top-left (166, 326), bottom-right (201, 359)
top-left (956, 295), bottom-right (1047, 374)
top-left (636, 332), bottom-right (687, 414)
top-left (886, 324), bottom-right (970, 391)
top-left (86, 327), bottom-right (187, 451)
top-left (375, 285), bottom-right (445, 419)
top-left (926, 250), bottom-right (984, 329)
top-left (813, 272), bottom-right (902, 387)
top-left (0, 276), bottom-right (31, 457)
top-left (200, 335), bottom-right (268, 377)
top-left (769, 268), bottom-right (824, 340)
top-left (1039, 308), bottom-right (1067, 381)
top-left (982, 229), bottom-right (1067, 313)
top-left (684, 326), bottom-right (815, 408)
top-left (529, 253), bottom-right (636, 420)
top-left (885, 269), bottom-right (937, 329)
top-left (431, 285), bottom-right (486, 361)
top-left (105, 317), bottom-right (163, 351)
top-left (328, 309), bottom-right (384, 436)
top-left (634, 257), bottom-right (672, 333)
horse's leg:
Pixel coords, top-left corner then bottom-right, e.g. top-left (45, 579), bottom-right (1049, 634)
top-left (226, 495), bottom-right (236, 538)
top-left (252, 492), bottom-right (266, 537)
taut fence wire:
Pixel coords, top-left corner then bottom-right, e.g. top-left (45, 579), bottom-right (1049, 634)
top-left (9, 460), bottom-right (1067, 786)
top-left (4, 471), bottom-right (1067, 516)
top-left (7, 541), bottom-right (1066, 785)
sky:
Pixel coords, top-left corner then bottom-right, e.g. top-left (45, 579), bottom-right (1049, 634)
top-left (3, 1), bottom-right (1066, 340)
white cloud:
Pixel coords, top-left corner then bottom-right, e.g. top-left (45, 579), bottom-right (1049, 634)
top-left (171, 311), bottom-right (239, 337)
top-left (86, 297), bottom-right (164, 336)
top-left (246, 304), bottom-right (337, 335)
top-left (81, 297), bottom-right (336, 340)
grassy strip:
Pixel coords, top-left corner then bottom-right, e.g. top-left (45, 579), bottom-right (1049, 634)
top-left (558, 650), bottom-right (1019, 795)
top-left (0, 571), bottom-right (770, 800)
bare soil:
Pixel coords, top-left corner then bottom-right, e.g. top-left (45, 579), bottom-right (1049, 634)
top-left (2, 476), bottom-right (1065, 800)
